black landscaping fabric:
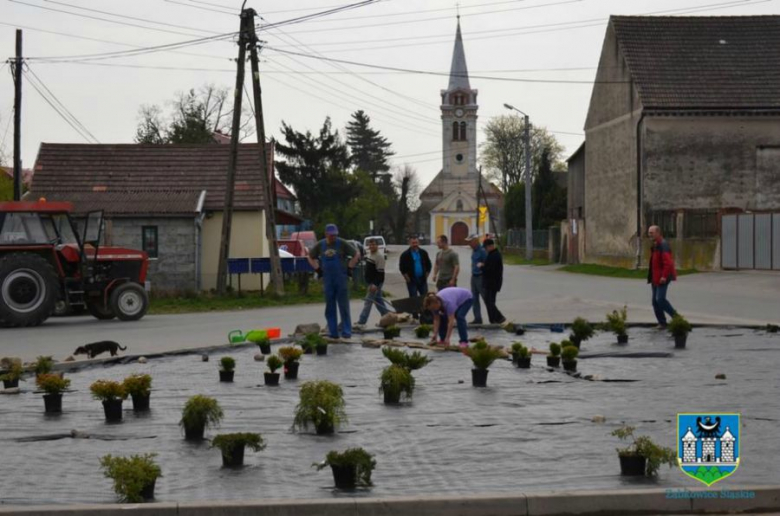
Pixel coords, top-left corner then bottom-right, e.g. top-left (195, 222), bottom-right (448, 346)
top-left (0, 327), bottom-right (778, 504)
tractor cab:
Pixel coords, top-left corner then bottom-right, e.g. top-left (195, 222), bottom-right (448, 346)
top-left (0, 201), bottom-right (150, 327)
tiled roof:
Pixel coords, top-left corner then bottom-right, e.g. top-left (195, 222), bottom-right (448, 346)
top-left (611, 15), bottom-right (780, 109)
top-left (31, 143), bottom-right (275, 211)
top-left (37, 190), bottom-right (203, 217)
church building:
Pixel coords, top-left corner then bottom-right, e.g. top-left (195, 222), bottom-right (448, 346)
top-left (418, 19), bottom-right (503, 245)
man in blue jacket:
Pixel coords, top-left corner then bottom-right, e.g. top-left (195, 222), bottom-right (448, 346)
top-left (466, 234), bottom-right (488, 325)
top-left (399, 236), bottom-right (432, 319)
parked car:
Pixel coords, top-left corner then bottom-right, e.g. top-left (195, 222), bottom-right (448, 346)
top-left (363, 235), bottom-right (387, 260)
top-left (291, 231), bottom-right (316, 253)
top-left (349, 240), bottom-right (365, 262)
top-left (278, 239), bottom-right (308, 257)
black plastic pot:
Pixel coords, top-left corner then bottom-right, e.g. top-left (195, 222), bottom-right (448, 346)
top-left (316, 346), bottom-right (328, 356)
top-left (184, 423), bottom-right (205, 441)
top-left (383, 390), bottom-right (401, 404)
top-left (303, 346), bottom-right (313, 355)
top-left (619, 454), bottom-right (647, 476)
top-left (515, 356), bottom-right (531, 369)
top-left (331, 464), bottom-right (357, 489)
top-left (570, 335), bottom-right (582, 348)
top-left (383, 330), bottom-right (397, 340)
top-left (258, 343), bottom-right (272, 355)
top-left (131, 393), bottom-right (150, 412)
top-left (219, 370), bottom-right (234, 382)
top-left (675, 334), bottom-right (687, 349)
top-left (264, 372), bottom-right (280, 386)
top-left (102, 399), bottom-right (123, 421)
top-left (415, 331), bottom-right (430, 339)
top-left (221, 444), bottom-right (246, 468)
top-left (139, 479), bottom-right (156, 502)
top-left (514, 326), bottom-right (525, 336)
top-left (284, 361), bottom-right (300, 380)
top-left (562, 360), bottom-right (578, 372)
top-left (315, 421), bottom-right (334, 435)
top-left (471, 368), bottom-right (489, 387)
top-left (3, 379), bottom-right (19, 389)
top-left (43, 393), bottom-right (62, 414)
top-left (546, 356), bottom-right (561, 367)
top-left (617, 334), bottom-right (629, 345)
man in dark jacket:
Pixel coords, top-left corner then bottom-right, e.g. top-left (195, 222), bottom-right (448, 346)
top-left (399, 236), bottom-right (432, 320)
top-left (354, 238), bottom-right (389, 328)
top-left (482, 238), bottom-right (507, 325)
top-left (647, 225), bottom-right (678, 329)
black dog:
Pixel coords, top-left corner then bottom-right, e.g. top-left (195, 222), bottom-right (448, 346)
top-left (73, 341), bottom-right (127, 359)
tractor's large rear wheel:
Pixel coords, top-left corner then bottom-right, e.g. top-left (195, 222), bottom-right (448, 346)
top-left (110, 283), bottom-right (149, 321)
top-left (86, 298), bottom-right (116, 320)
top-left (0, 253), bottom-right (59, 328)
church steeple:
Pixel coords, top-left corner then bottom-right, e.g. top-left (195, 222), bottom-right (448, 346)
top-left (448, 17), bottom-right (471, 91)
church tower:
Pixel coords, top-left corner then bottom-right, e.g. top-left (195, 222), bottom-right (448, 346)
top-left (441, 18), bottom-right (478, 179)
top-left (417, 18), bottom-right (504, 245)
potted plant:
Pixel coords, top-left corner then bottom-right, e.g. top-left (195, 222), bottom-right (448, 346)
top-left (211, 432), bottom-right (266, 468)
top-left (606, 306), bottom-right (629, 344)
top-left (569, 317), bottom-right (594, 348)
top-left (90, 380), bottom-right (127, 422)
top-left (414, 324), bottom-right (432, 339)
top-left (36, 373), bottom-right (70, 413)
top-left (547, 343), bottom-right (562, 367)
top-left (313, 447), bottom-right (376, 489)
top-left (379, 364), bottom-right (415, 404)
top-left (511, 343), bottom-right (531, 369)
top-left (34, 355), bottom-right (54, 378)
top-left (668, 314), bottom-right (692, 349)
top-left (278, 346), bottom-right (303, 379)
top-left (561, 344), bottom-right (579, 372)
top-left (249, 334), bottom-right (272, 355)
top-left (303, 333), bottom-right (328, 356)
top-left (464, 339), bottom-right (503, 387)
top-left (100, 453), bottom-right (161, 503)
top-left (180, 395), bottom-right (223, 441)
top-left (381, 347), bottom-right (432, 371)
top-left (0, 358), bottom-right (24, 389)
top-left (265, 355), bottom-right (283, 386)
top-left (292, 380), bottom-right (347, 435)
top-left (122, 374), bottom-right (152, 412)
top-left (383, 324), bottom-right (401, 340)
top-left (219, 356), bottom-right (236, 382)
top-left (611, 425), bottom-right (676, 477)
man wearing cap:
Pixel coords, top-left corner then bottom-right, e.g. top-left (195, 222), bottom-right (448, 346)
top-left (482, 238), bottom-right (507, 325)
top-left (466, 234), bottom-right (488, 325)
top-left (308, 224), bottom-right (359, 339)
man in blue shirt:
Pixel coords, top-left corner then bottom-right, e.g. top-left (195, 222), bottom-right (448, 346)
top-left (466, 234), bottom-right (487, 325)
top-left (399, 236), bottom-right (432, 320)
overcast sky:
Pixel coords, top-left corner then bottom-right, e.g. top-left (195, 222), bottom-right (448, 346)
top-left (1, 0), bottom-right (778, 187)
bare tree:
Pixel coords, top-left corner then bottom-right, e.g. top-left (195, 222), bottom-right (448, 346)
top-left (386, 164), bottom-right (422, 243)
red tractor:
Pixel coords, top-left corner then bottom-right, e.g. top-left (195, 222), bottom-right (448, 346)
top-left (0, 201), bottom-right (150, 327)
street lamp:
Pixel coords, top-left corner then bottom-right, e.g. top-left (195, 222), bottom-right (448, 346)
top-left (504, 103), bottom-right (533, 260)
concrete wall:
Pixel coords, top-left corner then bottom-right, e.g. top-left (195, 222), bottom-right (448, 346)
top-left (644, 116), bottom-right (780, 212)
top-left (201, 210), bottom-right (267, 291)
top-left (567, 148), bottom-right (585, 220)
top-left (107, 217), bottom-right (197, 292)
top-left (583, 22), bottom-right (643, 267)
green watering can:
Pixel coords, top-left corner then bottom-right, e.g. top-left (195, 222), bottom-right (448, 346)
top-left (228, 330), bottom-right (247, 344)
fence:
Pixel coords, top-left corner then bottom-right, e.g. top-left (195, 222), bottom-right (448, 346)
top-left (721, 213), bottom-right (780, 270)
top-left (506, 228), bottom-right (549, 250)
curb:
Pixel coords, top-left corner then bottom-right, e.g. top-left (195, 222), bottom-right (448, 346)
top-left (1, 486), bottom-right (778, 516)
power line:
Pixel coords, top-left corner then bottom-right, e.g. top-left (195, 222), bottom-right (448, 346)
top-left (22, 68), bottom-right (98, 143)
top-left (163, 0), bottom-right (238, 16)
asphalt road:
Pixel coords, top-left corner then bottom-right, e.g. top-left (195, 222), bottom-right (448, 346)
top-left (1, 244), bottom-right (778, 361)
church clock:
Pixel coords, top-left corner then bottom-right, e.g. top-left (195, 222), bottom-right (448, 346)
top-left (455, 108), bottom-right (464, 118)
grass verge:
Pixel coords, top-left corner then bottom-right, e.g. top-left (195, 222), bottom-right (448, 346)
top-left (503, 254), bottom-right (554, 266)
top-left (560, 264), bottom-right (698, 279)
top-left (149, 282), bottom-right (370, 315)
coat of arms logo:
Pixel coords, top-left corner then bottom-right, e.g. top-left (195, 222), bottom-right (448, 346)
top-left (677, 413), bottom-right (740, 486)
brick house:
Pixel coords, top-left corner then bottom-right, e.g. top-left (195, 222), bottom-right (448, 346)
top-left (575, 15), bottom-right (780, 270)
top-left (29, 143), bottom-right (302, 291)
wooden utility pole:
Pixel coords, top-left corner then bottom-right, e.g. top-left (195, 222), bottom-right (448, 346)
top-left (12, 29), bottom-right (23, 201)
top-left (246, 8), bottom-right (284, 296)
top-left (215, 12), bottom-right (249, 295)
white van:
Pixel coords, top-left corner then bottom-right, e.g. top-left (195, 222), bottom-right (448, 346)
top-left (363, 235), bottom-right (387, 259)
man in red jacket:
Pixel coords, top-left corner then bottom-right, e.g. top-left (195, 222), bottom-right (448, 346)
top-left (647, 225), bottom-right (678, 329)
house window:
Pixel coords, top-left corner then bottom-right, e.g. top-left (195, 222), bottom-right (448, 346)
top-left (650, 211), bottom-right (677, 239)
top-left (683, 210), bottom-right (718, 238)
top-left (142, 226), bottom-right (158, 258)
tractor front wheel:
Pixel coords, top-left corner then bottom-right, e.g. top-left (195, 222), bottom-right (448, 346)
top-left (0, 253), bottom-right (59, 328)
top-left (110, 283), bottom-right (149, 321)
